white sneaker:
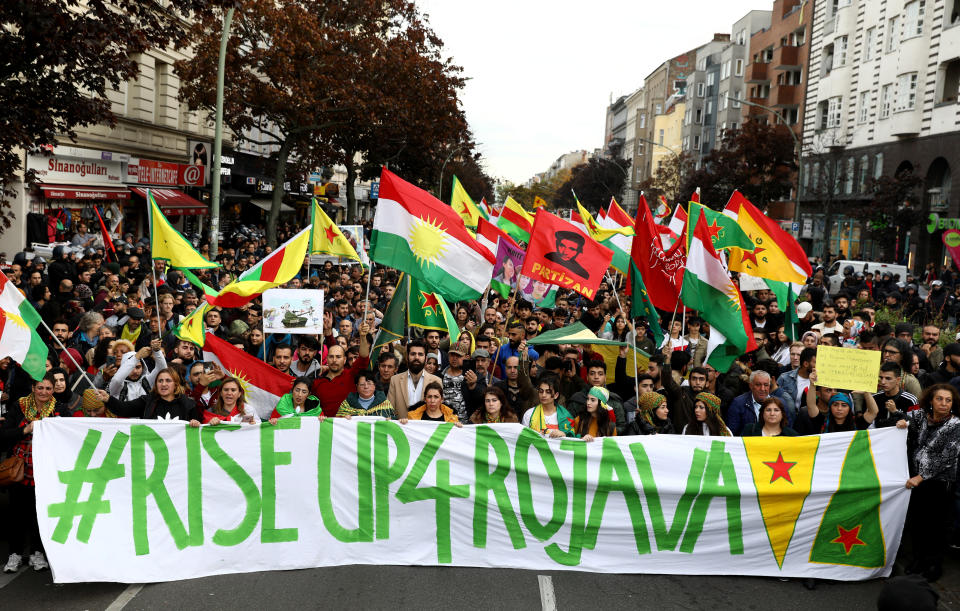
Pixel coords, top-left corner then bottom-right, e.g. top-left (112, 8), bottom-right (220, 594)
top-left (3, 553), bottom-right (21, 573)
top-left (28, 551), bottom-right (48, 571)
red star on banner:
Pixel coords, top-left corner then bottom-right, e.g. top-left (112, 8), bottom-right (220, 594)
top-left (323, 224), bottom-right (338, 243)
top-left (740, 246), bottom-right (766, 267)
top-left (420, 291), bottom-right (441, 316)
top-left (763, 451), bottom-right (797, 484)
top-left (705, 219), bottom-right (723, 244)
top-left (831, 524), bottom-right (867, 555)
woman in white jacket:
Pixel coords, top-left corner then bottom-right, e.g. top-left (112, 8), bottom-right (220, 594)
top-left (108, 338), bottom-right (166, 401)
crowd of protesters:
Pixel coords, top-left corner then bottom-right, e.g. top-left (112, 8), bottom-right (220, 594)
top-left (1, 220), bottom-right (959, 588)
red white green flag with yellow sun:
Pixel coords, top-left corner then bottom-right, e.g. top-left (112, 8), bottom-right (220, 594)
top-left (370, 168), bottom-right (495, 301)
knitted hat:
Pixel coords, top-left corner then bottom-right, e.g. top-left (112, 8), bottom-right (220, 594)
top-left (59, 348), bottom-right (83, 374)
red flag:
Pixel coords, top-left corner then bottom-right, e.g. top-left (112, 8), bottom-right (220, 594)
top-left (629, 195), bottom-right (686, 311)
top-left (690, 188), bottom-right (701, 203)
top-left (520, 210), bottom-right (612, 299)
top-left (94, 206), bottom-right (116, 261)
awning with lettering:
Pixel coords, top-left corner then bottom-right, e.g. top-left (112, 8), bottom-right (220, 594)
top-left (39, 185), bottom-right (131, 200)
top-left (130, 187), bottom-right (208, 216)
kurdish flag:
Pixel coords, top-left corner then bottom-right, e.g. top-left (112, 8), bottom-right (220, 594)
top-left (310, 198), bottom-right (361, 262)
top-left (148, 189), bottom-right (219, 269)
top-left (606, 197), bottom-right (635, 229)
top-left (681, 213), bottom-right (757, 372)
top-left (497, 196), bottom-right (534, 244)
top-left (450, 175), bottom-right (488, 228)
top-left (371, 168), bottom-right (495, 301)
top-left (203, 333), bottom-right (294, 420)
top-left (0, 271), bottom-right (47, 380)
top-left (724, 191), bottom-right (813, 285)
top-left (206, 227), bottom-right (311, 308)
top-left (653, 195), bottom-right (671, 221)
top-left (476, 216), bottom-right (518, 259)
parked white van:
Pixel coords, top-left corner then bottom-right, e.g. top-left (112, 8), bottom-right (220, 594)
top-left (826, 260), bottom-right (908, 295)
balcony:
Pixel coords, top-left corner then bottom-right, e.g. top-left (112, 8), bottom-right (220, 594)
top-left (747, 62), bottom-right (769, 83)
top-left (746, 97), bottom-right (768, 115)
top-left (774, 45), bottom-right (801, 70)
top-left (890, 108), bottom-right (921, 137)
top-left (772, 85), bottom-right (800, 107)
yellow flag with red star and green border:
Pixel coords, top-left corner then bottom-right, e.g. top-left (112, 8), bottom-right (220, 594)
top-left (309, 198), bottom-right (361, 262)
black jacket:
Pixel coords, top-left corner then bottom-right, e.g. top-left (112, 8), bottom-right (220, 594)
top-left (107, 394), bottom-right (198, 421)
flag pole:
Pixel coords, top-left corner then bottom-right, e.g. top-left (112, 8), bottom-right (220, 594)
top-left (606, 271), bottom-right (639, 402)
top-left (362, 260), bottom-right (373, 329)
top-left (37, 318), bottom-right (96, 389)
top-left (146, 189), bottom-right (163, 334)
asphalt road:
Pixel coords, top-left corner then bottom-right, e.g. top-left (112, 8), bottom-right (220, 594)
top-left (0, 560), bottom-right (905, 611)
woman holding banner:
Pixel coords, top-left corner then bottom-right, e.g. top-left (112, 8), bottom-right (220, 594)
top-left (204, 377), bottom-right (256, 425)
top-left (741, 397), bottom-right (797, 437)
top-left (269, 377), bottom-right (324, 423)
top-left (468, 387), bottom-right (518, 424)
top-left (2, 373), bottom-right (73, 573)
top-left (98, 368), bottom-right (200, 425)
top-left (896, 384), bottom-right (960, 582)
top-left (573, 386), bottom-right (616, 440)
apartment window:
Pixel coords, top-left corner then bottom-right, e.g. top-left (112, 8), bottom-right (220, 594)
top-left (707, 72), bottom-right (716, 87)
top-left (719, 93), bottom-right (727, 110)
top-left (655, 103), bottom-right (663, 114)
top-left (858, 155), bottom-right (870, 191)
top-left (817, 101), bottom-right (829, 130)
top-left (905, 1), bottom-right (925, 38)
top-left (880, 84), bottom-right (892, 118)
top-left (736, 59), bottom-right (744, 77)
top-left (731, 90), bottom-right (741, 108)
top-left (693, 135), bottom-right (701, 150)
top-left (736, 29), bottom-right (746, 46)
top-left (845, 158), bottom-right (855, 194)
top-left (836, 36), bottom-right (848, 66)
top-left (864, 27), bottom-right (875, 61)
top-left (685, 108), bottom-right (691, 125)
top-left (895, 72), bottom-right (918, 111)
top-left (639, 114), bottom-right (646, 129)
top-left (823, 43), bottom-right (834, 75)
top-left (695, 108), bottom-right (703, 123)
top-left (722, 61), bottom-right (731, 80)
top-left (659, 129), bottom-right (664, 145)
top-left (706, 100), bottom-right (714, 114)
top-left (791, 29), bottom-right (806, 47)
top-left (827, 96), bottom-right (842, 128)
top-left (874, 153), bottom-right (884, 178)
top-left (940, 59), bottom-right (960, 103)
top-left (857, 91), bottom-right (869, 123)
top-left (730, 122), bottom-right (738, 131)
top-left (887, 17), bottom-right (899, 52)
top-left (683, 136), bottom-right (689, 150)
top-left (697, 82), bottom-right (705, 98)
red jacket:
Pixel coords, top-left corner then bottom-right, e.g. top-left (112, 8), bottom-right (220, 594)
top-left (311, 356), bottom-right (369, 417)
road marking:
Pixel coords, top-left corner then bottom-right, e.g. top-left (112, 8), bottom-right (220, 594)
top-left (538, 574), bottom-right (557, 611)
top-left (105, 583), bottom-right (144, 611)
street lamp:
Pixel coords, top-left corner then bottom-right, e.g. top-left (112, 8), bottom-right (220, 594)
top-left (738, 98), bottom-right (803, 226)
top-left (437, 146), bottom-right (464, 199)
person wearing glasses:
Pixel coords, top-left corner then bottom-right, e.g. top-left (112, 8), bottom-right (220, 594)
top-left (881, 338), bottom-right (923, 398)
top-left (521, 375), bottom-right (575, 438)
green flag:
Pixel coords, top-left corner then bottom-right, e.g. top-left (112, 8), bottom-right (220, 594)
top-left (808, 430), bottom-right (886, 568)
top-left (370, 274), bottom-right (408, 363)
top-left (628, 261), bottom-right (664, 347)
top-left (685, 202), bottom-right (754, 252)
top-left (766, 280), bottom-right (800, 340)
top-left (407, 275), bottom-right (460, 345)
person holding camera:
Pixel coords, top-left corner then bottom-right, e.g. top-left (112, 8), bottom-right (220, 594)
top-left (107, 337), bottom-right (166, 401)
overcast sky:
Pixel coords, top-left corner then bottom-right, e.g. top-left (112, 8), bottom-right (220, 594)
top-left (417, 0), bottom-right (768, 185)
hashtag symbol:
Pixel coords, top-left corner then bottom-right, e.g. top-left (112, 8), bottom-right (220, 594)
top-left (47, 429), bottom-right (129, 544)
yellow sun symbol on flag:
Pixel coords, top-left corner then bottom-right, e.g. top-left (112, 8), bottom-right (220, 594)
top-left (228, 368), bottom-right (254, 396)
top-left (3, 309), bottom-right (27, 329)
top-left (409, 216), bottom-right (448, 267)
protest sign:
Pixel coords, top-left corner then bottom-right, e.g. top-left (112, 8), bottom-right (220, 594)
top-left (34, 418), bottom-right (908, 583)
top-left (262, 289), bottom-right (324, 334)
top-left (490, 239), bottom-right (523, 298)
top-left (815, 345), bottom-right (881, 393)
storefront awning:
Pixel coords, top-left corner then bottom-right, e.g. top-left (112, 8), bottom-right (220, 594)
top-left (249, 198), bottom-right (295, 212)
top-left (40, 185), bottom-right (130, 200)
top-left (130, 187), bottom-right (208, 216)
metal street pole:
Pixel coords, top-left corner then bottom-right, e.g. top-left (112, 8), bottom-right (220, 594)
top-left (210, 7), bottom-right (235, 258)
top-left (437, 146), bottom-right (463, 200)
top-left (739, 98), bottom-right (803, 226)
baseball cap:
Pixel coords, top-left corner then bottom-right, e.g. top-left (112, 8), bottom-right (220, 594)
top-left (796, 302), bottom-right (813, 317)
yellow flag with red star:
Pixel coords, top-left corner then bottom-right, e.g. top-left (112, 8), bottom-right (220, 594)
top-left (742, 436), bottom-right (820, 568)
top-left (309, 198), bottom-right (361, 262)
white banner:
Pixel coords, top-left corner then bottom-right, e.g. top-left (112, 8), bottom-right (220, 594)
top-left (262, 288), bottom-right (324, 334)
top-left (33, 419), bottom-right (910, 583)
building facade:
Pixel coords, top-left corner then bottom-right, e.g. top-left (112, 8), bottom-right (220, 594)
top-left (682, 35), bottom-right (731, 166)
top-left (800, 0), bottom-right (960, 268)
top-left (637, 50), bottom-right (698, 184)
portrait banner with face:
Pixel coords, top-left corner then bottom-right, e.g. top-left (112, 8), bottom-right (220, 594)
top-left (262, 289), bottom-right (325, 334)
top-left (516, 274), bottom-right (559, 308)
top-left (521, 210), bottom-right (613, 300)
top-left (490, 239), bottom-right (524, 298)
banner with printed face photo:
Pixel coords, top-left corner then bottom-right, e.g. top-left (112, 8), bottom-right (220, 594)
top-left (516, 274), bottom-right (559, 308)
top-left (521, 210), bottom-right (613, 300)
top-left (262, 288), bottom-right (324, 334)
top-left (34, 419), bottom-right (909, 583)
top-left (490, 239), bottom-right (524, 298)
